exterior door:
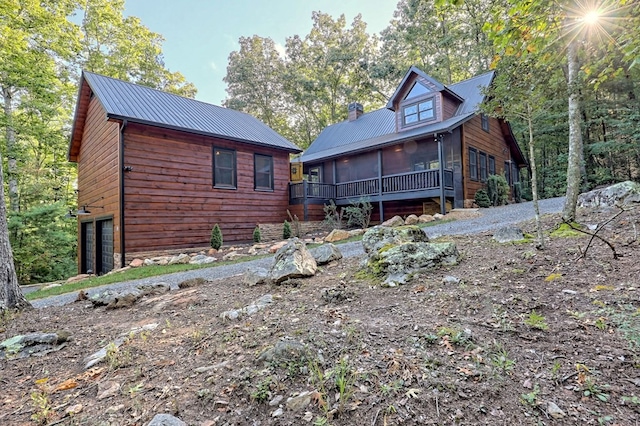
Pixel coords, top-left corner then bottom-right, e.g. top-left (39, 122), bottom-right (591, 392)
top-left (96, 219), bottom-right (114, 275)
top-left (81, 222), bottom-right (94, 274)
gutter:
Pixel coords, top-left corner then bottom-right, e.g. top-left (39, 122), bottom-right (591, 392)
top-left (119, 120), bottom-right (127, 268)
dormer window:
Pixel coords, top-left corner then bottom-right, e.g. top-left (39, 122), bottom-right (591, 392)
top-left (406, 82), bottom-right (429, 99)
top-left (403, 98), bottom-right (435, 125)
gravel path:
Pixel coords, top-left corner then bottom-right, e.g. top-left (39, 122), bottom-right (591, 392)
top-left (31, 197), bottom-right (564, 309)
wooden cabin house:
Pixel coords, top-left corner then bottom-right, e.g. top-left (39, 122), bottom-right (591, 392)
top-left (289, 66), bottom-right (527, 221)
top-left (69, 72), bottom-right (301, 274)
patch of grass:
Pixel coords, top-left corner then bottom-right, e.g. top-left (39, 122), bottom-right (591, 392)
top-left (524, 310), bottom-right (549, 331)
top-left (419, 218), bottom-right (455, 228)
top-left (26, 254), bottom-right (271, 301)
top-left (521, 384), bottom-right (540, 407)
top-left (251, 376), bottom-right (273, 403)
top-left (490, 344), bottom-right (516, 374)
top-left (30, 389), bottom-right (52, 425)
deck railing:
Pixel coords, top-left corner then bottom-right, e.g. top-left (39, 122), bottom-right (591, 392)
top-left (290, 168), bottom-right (453, 202)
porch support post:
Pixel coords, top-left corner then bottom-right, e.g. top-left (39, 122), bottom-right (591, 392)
top-left (332, 160), bottom-right (337, 184)
top-left (303, 180), bottom-right (309, 221)
top-left (377, 149), bottom-right (384, 222)
top-left (437, 134), bottom-right (446, 215)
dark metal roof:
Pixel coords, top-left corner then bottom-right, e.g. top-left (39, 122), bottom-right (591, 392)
top-left (82, 72), bottom-right (301, 153)
top-left (300, 69), bottom-right (495, 163)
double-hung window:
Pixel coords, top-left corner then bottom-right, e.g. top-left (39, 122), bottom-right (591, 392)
top-left (479, 152), bottom-right (488, 182)
top-left (254, 154), bottom-right (273, 191)
top-left (213, 147), bottom-right (236, 189)
top-left (469, 148), bottom-right (478, 181)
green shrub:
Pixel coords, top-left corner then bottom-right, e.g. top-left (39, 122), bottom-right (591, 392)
top-left (344, 197), bottom-right (373, 229)
top-left (323, 200), bottom-right (343, 229)
top-left (474, 189), bottom-right (491, 208)
top-left (283, 220), bottom-right (292, 239)
top-left (253, 225), bottom-right (261, 243)
top-left (487, 174), bottom-right (509, 206)
top-left (210, 224), bottom-right (223, 249)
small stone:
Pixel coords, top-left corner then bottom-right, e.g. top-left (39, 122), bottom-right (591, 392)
top-left (147, 413), bottom-right (187, 426)
top-left (105, 404), bottom-right (125, 414)
top-left (129, 258), bottom-right (144, 267)
top-left (442, 275), bottom-right (460, 285)
top-left (65, 404), bottom-right (83, 415)
top-left (562, 289), bottom-right (577, 294)
top-left (269, 395), bottom-right (284, 406)
top-left (546, 401), bottom-right (566, 419)
top-left (97, 381), bottom-right (121, 400)
top-left (286, 391), bottom-right (313, 411)
top-left (522, 379), bottom-right (532, 389)
top-left (271, 407), bottom-right (284, 417)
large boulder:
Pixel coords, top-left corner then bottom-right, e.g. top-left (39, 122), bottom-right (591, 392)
top-left (269, 238), bottom-right (317, 284)
top-left (90, 283), bottom-right (170, 309)
top-left (362, 225), bottom-right (459, 286)
top-left (493, 227), bottom-right (525, 243)
top-left (324, 229), bottom-right (351, 243)
top-left (1, 331), bottom-right (71, 359)
top-left (381, 215), bottom-right (404, 227)
top-left (362, 225), bottom-right (429, 254)
top-left (309, 243), bottom-right (343, 265)
top-left (578, 181), bottom-right (640, 208)
top-left (368, 241), bottom-right (459, 278)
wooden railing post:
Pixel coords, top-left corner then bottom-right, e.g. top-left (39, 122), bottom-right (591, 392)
top-left (303, 180), bottom-right (308, 221)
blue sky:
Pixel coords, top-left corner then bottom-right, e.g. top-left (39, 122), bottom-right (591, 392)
top-left (124, 0), bottom-right (400, 105)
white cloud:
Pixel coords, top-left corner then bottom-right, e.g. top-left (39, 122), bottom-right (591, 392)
top-left (274, 42), bottom-right (286, 58)
top-left (209, 61), bottom-right (218, 71)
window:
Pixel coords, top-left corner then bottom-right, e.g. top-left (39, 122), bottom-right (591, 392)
top-left (481, 113), bottom-right (490, 132)
top-left (469, 148), bottom-right (478, 181)
top-left (213, 147), bottom-right (236, 188)
top-left (254, 154), bottom-right (273, 191)
top-left (488, 155), bottom-right (496, 176)
top-left (405, 82), bottom-right (429, 99)
top-left (479, 152), bottom-right (487, 181)
top-left (403, 98), bottom-right (435, 125)
top-left (504, 161), bottom-right (511, 185)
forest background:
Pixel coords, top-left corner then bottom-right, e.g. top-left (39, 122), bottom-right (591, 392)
top-left (1, 0), bottom-right (639, 285)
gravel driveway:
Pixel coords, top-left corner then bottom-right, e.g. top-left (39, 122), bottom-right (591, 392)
top-left (31, 197), bottom-right (565, 309)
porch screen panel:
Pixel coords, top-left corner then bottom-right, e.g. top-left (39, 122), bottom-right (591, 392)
top-left (335, 151), bottom-right (378, 183)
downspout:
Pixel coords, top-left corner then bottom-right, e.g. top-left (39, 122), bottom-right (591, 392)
top-left (119, 120), bottom-right (127, 268)
top-left (437, 134), bottom-right (446, 215)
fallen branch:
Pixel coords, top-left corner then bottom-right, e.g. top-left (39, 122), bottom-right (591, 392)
top-left (566, 206), bottom-right (628, 260)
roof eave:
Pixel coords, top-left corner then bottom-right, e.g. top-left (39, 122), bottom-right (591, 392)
top-left (107, 114), bottom-right (303, 154)
top-left (300, 113), bottom-right (474, 164)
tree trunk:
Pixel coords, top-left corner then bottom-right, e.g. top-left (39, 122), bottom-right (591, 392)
top-left (0, 150), bottom-right (31, 311)
top-left (527, 103), bottom-right (544, 248)
top-left (2, 87), bottom-right (19, 212)
top-left (562, 41), bottom-right (584, 222)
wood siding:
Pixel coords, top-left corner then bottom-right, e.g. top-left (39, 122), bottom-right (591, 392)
top-left (442, 94), bottom-right (459, 120)
top-left (461, 115), bottom-right (514, 203)
top-left (76, 97), bottom-right (121, 267)
top-left (122, 124), bottom-right (291, 252)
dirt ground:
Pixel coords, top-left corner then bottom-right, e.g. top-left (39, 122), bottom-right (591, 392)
top-left (1, 206), bottom-right (640, 426)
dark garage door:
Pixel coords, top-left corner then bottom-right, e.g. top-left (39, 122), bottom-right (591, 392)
top-left (96, 219), bottom-right (114, 275)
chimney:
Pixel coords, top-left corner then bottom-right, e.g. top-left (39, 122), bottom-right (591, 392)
top-left (348, 102), bottom-right (364, 121)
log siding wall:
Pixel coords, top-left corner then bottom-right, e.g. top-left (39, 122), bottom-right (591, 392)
top-left (76, 97), bottom-right (121, 269)
top-left (461, 115), bottom-right (514, 203)
top-left (122, 124), bottom-right (292, 252)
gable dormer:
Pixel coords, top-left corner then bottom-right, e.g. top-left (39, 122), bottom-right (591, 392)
top-left (386, 66), bottom-right (464, 133)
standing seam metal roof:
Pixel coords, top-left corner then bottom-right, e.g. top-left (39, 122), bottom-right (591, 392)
top-left (300, 70), bottom-right (494, 162)
top-left (83, 72), bottom-right (301, 153)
